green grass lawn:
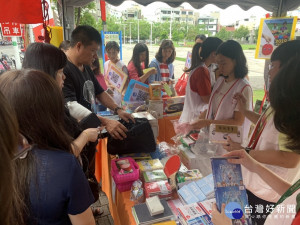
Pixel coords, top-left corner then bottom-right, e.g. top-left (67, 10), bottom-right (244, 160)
top-left (175, 57), bottom-right (186, 62)
top-left (253, 89), bottom-right (265, 103)
top-left (241, 44), bottom-right (257, 50)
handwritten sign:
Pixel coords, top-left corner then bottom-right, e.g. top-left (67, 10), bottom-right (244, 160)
top-left (105, 62), bottom-right (128, 92)
top-left (209, 124), bottom-right (242, 144)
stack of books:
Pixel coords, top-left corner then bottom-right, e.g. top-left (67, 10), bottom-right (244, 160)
top-left (137, 159), bottom-right (164, 172)
top-left (211, 157), bottom-right (252, 225)
top-left (176, 169), bottom-right (203, 189)
top-left (177, 174), bottom-right (214, 204)
top-left (119, 153), bottom-right (152, 161)
top-left (144, 180), bottom-right (173, 199)
top-left (143, 169), bottom-right (168, 183)
top-left (132, 199), bottom-right (174, 225)
top-left (177, 202), bottom-right (213, 225)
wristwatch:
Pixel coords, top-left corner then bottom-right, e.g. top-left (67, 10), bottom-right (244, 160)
top-left (113, 106), bottom-right (122, 115)
top-left (245, 147), bottom-right (252, 154)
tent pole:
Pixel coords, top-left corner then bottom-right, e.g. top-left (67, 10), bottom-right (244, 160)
top-left (277, 0), bottom-right (283, 17)
top-left (61, 0), bottom-right (67, 40)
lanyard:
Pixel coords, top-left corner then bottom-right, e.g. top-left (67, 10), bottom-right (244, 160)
top-left (275, 179), bottom-right (300, 208)
top-left (247, 106), bottom-right (272, 149)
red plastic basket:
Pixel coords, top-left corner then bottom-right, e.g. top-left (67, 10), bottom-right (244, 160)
top-left (111, 157), bottom-right (139, 192)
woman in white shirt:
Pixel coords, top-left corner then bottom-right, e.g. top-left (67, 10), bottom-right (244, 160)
top-left (191, 40), bottom-right (252, 151)
top-left (211, 55), bottom-right (300, 225)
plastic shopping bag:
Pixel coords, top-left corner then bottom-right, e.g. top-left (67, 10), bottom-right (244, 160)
top-left (174, 72), bottom-right (188, 96)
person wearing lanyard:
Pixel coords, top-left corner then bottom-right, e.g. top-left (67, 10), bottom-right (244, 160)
top-left (190, 40), bottom-right (253, 153)
top-left (212, 55), bottom-right (300, 225)
top-left (223, 40), bottom-right (300, 225)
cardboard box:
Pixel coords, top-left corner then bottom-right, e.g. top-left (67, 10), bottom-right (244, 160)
top-left (163, 96), bottom-right (185, 117)
top-left (149, 100), bottom-right (163, 119)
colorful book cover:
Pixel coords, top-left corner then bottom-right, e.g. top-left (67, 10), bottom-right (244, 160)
top-left (195, 174), bottom-right (214, 197)
top-left (123, 79), bottom-right (149, 102)
top-left (137, 159), bottom-right (164, 172)
top-left (105, 62), bottom-right (128, 92)
top-left (211, 157), bottom-right (243, 188)
top-left (177, 169), bottom-right (203, 183)
top-left (187, 182), bottom-right (206, 202)
top-left (214, 186), bottom-right (252, 225)
top-left (178, 185), bottom-right (199, 204)
top-left (143, 169), bottom-right (167, 183)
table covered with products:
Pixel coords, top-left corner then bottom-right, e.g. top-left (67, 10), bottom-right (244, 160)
top-left (94, 115), bottom-right (179, 225)
top-left (94, 114), bottom-right (256, 225)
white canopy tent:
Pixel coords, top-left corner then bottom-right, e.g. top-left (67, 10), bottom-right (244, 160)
top-left (62, 0), bottom-right (300, 39)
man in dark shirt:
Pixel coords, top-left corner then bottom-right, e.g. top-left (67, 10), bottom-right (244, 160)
top-left (63, 25), bottom-right (133, 140)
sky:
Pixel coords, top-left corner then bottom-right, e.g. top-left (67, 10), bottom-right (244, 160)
top-left (109, 1), bottom-right (271, 26)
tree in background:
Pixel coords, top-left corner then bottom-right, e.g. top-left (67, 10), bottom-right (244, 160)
top-left (215, 27), bottom-right (232, 41)
top-left (75, 2), bottom-right (97, 27)
top-left (233, 25), bottom-right (250, 40)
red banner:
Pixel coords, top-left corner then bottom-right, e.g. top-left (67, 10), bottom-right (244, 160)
top-left (0, 22), bottom-right (22, 37)
top-left (0, 0), bottom-right (43, 24)
top-left (100, 0), bottom-right (106, 22)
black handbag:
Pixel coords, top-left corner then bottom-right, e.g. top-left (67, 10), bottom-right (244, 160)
top-left (107, 118), bottom-right (156, 155)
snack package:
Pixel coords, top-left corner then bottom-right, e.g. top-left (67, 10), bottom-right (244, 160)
top-left (130, 180), bottom-right (144, 203)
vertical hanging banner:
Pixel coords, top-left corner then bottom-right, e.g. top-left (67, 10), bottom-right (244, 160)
top-left (255, 17), bottom-right (297, 59)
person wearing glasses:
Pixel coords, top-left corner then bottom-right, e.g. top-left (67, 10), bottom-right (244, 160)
top-left (0, 69), bottom-right (96, 225)
top-left (222, 40), bottom-right (300, 225)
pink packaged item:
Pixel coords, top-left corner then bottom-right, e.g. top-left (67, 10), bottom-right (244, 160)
top-left (111, 157), bottom-right (140, 192)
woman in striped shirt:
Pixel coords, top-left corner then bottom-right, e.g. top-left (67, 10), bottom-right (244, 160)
top-left (148, 40), bottom-right (176, 84)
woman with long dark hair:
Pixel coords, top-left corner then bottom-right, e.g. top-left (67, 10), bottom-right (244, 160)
top-left (127, 43), bottom-right (156, 83)
top-left (179, 37), bottom-right (223, 123)
top-left (0, 91), bottom-right (24, 225)
top-left (0, 69), bottom-right (96, 225)
top-left (148, 40), bottom-right (176, 83)
top-left (22, 42), bottom-right (103, 215)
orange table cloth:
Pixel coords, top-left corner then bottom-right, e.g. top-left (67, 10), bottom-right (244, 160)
top-left (94, 115), bottom-right (180, 225)
top-left (95, 138), bottom-right (135, 225)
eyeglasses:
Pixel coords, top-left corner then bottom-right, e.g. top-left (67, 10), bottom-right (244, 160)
top-left (13, 133), bottom-right (35, 161)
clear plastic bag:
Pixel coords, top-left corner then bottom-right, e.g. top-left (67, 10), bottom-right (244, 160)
top-left (130, 180), bottom-right (144, 203)
top-left (158, 141), bottom-right (180, 156)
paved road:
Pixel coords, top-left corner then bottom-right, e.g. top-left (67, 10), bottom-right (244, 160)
top-left (1, 44), bottom-right (265, 90)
